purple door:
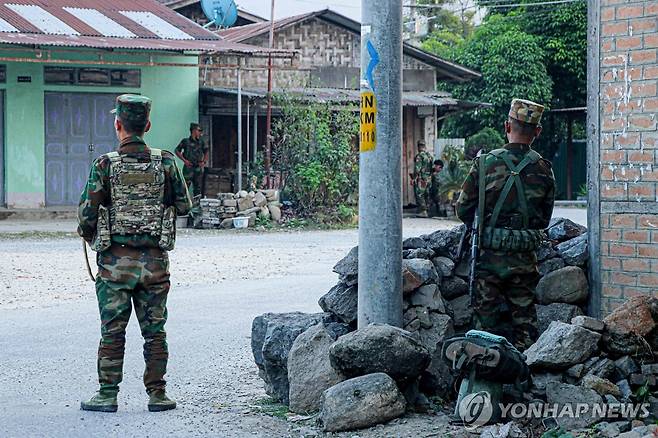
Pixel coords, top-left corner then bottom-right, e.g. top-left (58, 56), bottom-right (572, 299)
top-left (45, 93), bottom-right (117, 206)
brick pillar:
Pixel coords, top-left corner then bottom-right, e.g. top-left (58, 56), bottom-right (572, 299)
top-left (591, 0), bottom-right (658, 314)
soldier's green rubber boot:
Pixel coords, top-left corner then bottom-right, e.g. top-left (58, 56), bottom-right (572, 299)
top-left (80, 390), bottom-right (118, 412)
top-left (148, 390), bottom-right (176, 412)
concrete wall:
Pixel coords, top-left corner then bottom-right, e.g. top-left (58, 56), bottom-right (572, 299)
top-left (593, 0), bottom-right (658, 313)
top-left (0, 48), bottom-right (199, 208)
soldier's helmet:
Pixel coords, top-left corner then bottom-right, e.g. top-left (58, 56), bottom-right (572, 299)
top-left (509, 99), bottom-right (544, 126)
top-left (111, 94), bottom-right (152, 124)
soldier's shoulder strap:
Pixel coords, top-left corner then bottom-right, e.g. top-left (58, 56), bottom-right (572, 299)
top-left (477, 153), bottom-right (486, 238)
top-left (106, 151), bottom-right (121, 177)
top-left (150, 148), bottom-right (163, 162)
top-left (489, 149), bottom-right (541, 230)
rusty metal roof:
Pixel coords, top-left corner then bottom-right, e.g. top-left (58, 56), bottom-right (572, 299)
top-left (218, 9), bottom-right (481, 82)
top-left (0, 0), bottom-right (290, 55)
top-left (201, 86), bottom-right (487, 110)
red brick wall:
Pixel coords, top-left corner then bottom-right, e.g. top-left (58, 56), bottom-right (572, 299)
top-left (599, 0), bottom-right (658, 312)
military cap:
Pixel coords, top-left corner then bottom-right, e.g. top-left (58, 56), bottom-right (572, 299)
top-left (509, 99), bottom-right (544, 125)
top-left (190, 122), bottom-right (203, 131)
top-left (417, 140), bottom-right (426, 148)
top-left (111, 94), bottom-right (151, 123)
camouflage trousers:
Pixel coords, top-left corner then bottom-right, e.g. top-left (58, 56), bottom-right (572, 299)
top-left (95, 245), bottom-right (170, 394)
top-left (414, 181), bottom-right (430, 213)
top-left (183, 166), bottom-right (203, 197)
top-left (473, 250), bottom-right (539, 351)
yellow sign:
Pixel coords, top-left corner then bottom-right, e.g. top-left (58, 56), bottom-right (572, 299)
top-left (360, 91), bottom-right (377, 152)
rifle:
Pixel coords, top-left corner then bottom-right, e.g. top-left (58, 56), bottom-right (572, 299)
top-left (468, 208), bottom-right (480, 308)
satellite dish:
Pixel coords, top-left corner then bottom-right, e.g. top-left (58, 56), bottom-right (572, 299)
top-left (201, 0), bottom-right (238, 28)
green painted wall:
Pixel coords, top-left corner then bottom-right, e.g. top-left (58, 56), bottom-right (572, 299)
top-left (0, 48), bottom-right (199, 208)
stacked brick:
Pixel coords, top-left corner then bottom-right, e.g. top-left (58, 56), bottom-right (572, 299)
top-left (599, 0), bottom-right (658, 312)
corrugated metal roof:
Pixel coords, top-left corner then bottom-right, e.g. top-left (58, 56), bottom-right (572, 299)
top-left (201, 86), bottom-right (485, 110)
top-left (0, 0), bottom-right (295, 55)
top-left (217, 9), bottom-right (481, 82)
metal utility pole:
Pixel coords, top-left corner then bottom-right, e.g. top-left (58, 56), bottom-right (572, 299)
top-left (237, 64), bottom-right (243, 191)
top-left (265, 0), bottom-right (275, 188)
top-left (358, 0), bottom-right (403, 328)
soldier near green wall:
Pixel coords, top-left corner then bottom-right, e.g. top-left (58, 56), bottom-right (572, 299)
top-left (456, 99), bottom-right (556, 350)
top-left (78, 94), bottom-right (192, 412)
top-left (175, 122), bottom-right (208, 198)
top-left (429, 159), bottom-right (444, 217)
top-left (412, 140), bottom-right (434, 217)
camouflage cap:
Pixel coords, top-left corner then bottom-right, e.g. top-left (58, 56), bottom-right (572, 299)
top-left (190, 122), bottom-right (202, 131)
top-left (417, 140), bottom-right (426, 148)
top-left (509, 99), bottom-right (544, 125)
top-left (111, 94), bottom-right (151, 123)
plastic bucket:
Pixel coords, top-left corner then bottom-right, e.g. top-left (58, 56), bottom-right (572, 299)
top-left (232, 216), bottom-right (249, 229)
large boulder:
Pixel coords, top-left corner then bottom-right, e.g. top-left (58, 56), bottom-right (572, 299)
top-left (318, 283), bottom-right (357, 325)
top-left (329, 324), bottom-right (431, 381)
top-left (538, 257), bottom-right (565, 277)
top-left (556, 233), bottom-right (588, 267)
top-left (432, 256), bottom-right (455, 277)
top-left (409, 284), bottom-right (445, 312)
top-left (402, 259), bottom-right (439, 293)
top-left (602, 296), bottom-right (657, 357)
top-left (545, 382), bottom-right (604, 430)
top-left (425, 226), bottom-right (464, 258)
top-left (525, 321), bottom-right (601, 369)
top-left (251, 312), bottom-right (326, 403)
top-left (288, 324), bottom-right (345, 413)
top-left (441, 276), bottom-right (469, 300)
top-left (319, 373), bottom-right (406, 432)
top-left (535, 266), bottom-right (588, 305)
top-left (403, 236), bottom-right (428, 250)
top-left (333, 246), bottom-right (358, 278)
top-left (536, 303), bottom-right (584, 335)
top-left (447, 294), bottom-right (473, 328)
top-left (547, 217), bottom-right (587, 243)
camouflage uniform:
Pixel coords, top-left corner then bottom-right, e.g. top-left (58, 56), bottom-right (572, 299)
top-left (456, 99), bottom-right (555, 350)
top-left (429, 170), bottom-right (442, 215)
top-left (175, 126), bottom-right (208, 197)
top-left (78, 95), bottom-right (192, 403)
top-left (413, 147), bottom-right (434, 215)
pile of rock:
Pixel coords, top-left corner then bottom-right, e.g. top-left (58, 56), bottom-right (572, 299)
top-left (198, 189), bottom-right (282, 229)
top-left (250, 218), bottom-right (593, 432)
top-left (525, 295), bottom-right (658, 432)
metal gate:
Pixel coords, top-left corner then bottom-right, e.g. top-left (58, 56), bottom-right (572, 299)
top-left (45, 93), bottom-right (117, 206)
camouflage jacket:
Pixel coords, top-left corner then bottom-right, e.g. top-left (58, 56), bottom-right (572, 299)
top-left (175, 136), bottom-right (208, 166)
top-left (78, 136), bottom-right (192, 249)
top-left (430, 171), bottom-right (441, 197)
top-left (414, 151), bottom-right (434, 182)
top-left (456, 143), bottom-right (555, 230)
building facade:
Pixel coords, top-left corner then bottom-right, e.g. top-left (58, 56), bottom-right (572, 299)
top-left (591, 0), bottom-right (658, 314)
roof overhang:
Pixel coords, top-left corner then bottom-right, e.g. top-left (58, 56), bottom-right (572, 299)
top-left (200, 86), bottom-right (488, 110)
top-left (0, 32), bottom-right (295, 58)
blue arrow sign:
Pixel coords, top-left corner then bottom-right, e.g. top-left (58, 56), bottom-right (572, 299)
top-left (365, 40), bottom-right (380, 91)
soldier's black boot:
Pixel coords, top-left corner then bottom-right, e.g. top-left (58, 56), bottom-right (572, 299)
top-left (148, 390), bottom-right (176, 412)
top-left (80, 390), bottom-right (118, 412)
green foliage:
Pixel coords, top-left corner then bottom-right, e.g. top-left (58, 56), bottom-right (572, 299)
top-left (442, 15), bottom-right (553, 137)
top-left (635, 382), bottom-right (651, 403)
top-left (465, 127), bottom-right (505, 159)
top-left (540, 427), bottom-right (574, 438)
top-left (438, 145), bottom-right (471, 198)
top-left (268, 94), bottom-right (359, 219)
top-left (418, 0), bottom-right (475, 59)
top-left (252, 397), bottom-right (289, 419)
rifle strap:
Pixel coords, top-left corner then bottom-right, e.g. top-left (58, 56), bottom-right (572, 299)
top-left (477, 153), bottom-right (486, 239)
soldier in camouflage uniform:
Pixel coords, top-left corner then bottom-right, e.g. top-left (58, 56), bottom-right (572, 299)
top-left (456, 99), bottom-right (555, 350)
top-left (175, 122), bottom-right (208, 198)
top-left (412, 140), bottom-right (434, 217)
top-left (78, 95), bottom-right (192, 412)
top-left (429, 159), bottom-right (444, 217)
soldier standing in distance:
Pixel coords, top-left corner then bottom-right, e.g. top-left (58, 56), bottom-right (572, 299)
top-left (456, 99), bottom-right (556, 350)
top-left (412, 140), bottom-right (434, 218)
top-left (429, 159), bottom-right (445, 217)
top-left (175, 122), bottom-right (208, 198)
top-left (78, 94), bottom-right (192, 412)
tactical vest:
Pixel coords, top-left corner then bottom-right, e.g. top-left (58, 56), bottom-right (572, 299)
top-left (108, 149), bottom-right (166, 237)
top-left (479, 148), bottom-right (544, 252)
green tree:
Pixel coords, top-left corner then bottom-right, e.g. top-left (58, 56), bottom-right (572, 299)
top-left (418, 0), bottom-right (475, 59)
top-left (267, 94), bottom-right (359, 220)
top-left (464, 127), bottom-right (505, 159)
top-left (442, 14), bottom-right (553, 137)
